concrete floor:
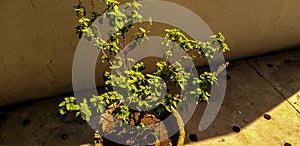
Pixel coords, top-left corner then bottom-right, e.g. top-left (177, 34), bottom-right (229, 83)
top-left (0, 49), bottom-right (300, 146)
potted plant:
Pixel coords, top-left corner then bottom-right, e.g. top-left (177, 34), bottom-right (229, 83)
top-left (58, 0), bottom-right (230, 145)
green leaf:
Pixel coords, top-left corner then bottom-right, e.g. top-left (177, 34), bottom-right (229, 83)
top-left (98, 105), bottom-right (105, 113)
top-left (139, 27), bottom-right (146, 33)
top-left (66, 103), bottom-right (71, 111)
top-left (75, 112), bottom-right (81, 117)
top-left (71, 105), bottom-right (80, 111)
top-left (166, 105), bottom-right (171, 112)
top-left (59, 109), bottom-right (66, 115)
top-left (70, 97), bottom-right (76, 102)
top-left (138, 101), bottom-right (143, 107)
top-left (64, 97), bottom-right (70, 103)
top-left (107, 11), bottom-right (116, 16)
top-left (106, 99), bottom-right (110, 105)
top-left (127, 58), bottom-right (135, 62)
top-left (90, 97), bottom-right (97, 103)
top-left (173, 101), bottom-right (177, 107)
top-left (58, 101), bottom-right (66, 107)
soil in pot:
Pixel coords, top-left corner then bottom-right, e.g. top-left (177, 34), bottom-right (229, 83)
top-left (97, 111), bottom-right (180, 146)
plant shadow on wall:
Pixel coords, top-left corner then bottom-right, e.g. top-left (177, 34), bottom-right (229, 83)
top-left (58, 0), bottom-right (230, 145)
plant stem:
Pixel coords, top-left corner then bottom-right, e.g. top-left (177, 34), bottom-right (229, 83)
top-left (171, 107), bottom-right (185, 146)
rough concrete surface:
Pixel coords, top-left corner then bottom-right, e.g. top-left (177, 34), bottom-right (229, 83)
top-left (0, 49), bottom-right (300, 145)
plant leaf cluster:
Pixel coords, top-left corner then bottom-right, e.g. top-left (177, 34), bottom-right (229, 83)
top-left (59, 0), bottom-right (230, 129)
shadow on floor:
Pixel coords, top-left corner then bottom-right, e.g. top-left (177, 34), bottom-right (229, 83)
top-left (185, 49), bottom-right (300, 145)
